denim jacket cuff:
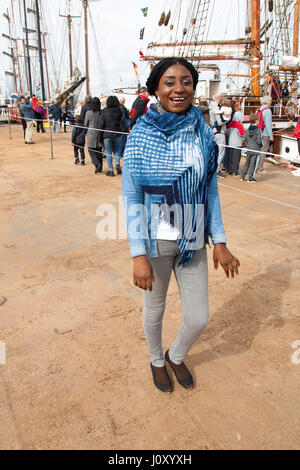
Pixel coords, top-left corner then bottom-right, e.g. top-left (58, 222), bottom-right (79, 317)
top-left (130, 244), bottom-right (147, 258)
top-left (211, 232), bottom-right (227, 244)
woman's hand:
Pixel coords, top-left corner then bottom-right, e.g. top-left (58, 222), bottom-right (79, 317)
top-left (213, 243), bottom-right (240, 278)
top-left (133, 255), bottom-right (155, 291)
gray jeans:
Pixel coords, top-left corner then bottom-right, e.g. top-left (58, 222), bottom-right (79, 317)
top-left (143, 240), bottom-right (209, 367)
top-left (214, 133), bottom-right (226, 171)
top-left (258, 136), bottom-right (270, 171)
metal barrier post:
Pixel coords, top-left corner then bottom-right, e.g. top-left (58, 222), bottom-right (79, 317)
top-left (8, 109), bottom-right (12, 140)
top-left (48, 115), bottom-right (54, 159)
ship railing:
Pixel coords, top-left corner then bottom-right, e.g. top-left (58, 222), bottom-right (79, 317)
top-left (240, 97), bottom-right (300, 119)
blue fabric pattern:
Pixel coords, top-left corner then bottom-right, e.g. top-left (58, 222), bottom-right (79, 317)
top-left (123, 104), bottom-right (226, 266)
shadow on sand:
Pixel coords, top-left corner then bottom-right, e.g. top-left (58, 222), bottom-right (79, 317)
top-left (190, 262), bottom-right (292, 369)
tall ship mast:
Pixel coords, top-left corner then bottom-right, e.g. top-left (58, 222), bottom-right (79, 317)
top-left (140, 0), bottom-right (300, 104)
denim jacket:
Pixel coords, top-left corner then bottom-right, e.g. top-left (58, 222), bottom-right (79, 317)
top-left (122, 165), bottom-right (226, 259)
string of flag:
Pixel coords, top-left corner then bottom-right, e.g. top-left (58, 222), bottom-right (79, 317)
top-left (130, 6), bottom-right (148, 85)
top-left (140, 6), bottom-right (148, 40)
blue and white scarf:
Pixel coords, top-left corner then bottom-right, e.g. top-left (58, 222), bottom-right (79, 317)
top-left (124, 103), bottom-right (218, 265)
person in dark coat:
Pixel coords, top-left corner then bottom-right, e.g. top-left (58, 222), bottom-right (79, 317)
top-left (281, 82), bottom-right (289, 99)
top-left (84, 97), bottom-right (102, 173)
top-left (80, 95), bottom-right (92, 122)
top-left (19, 96), bottom-right (35, 144)
top-left (49, 99), bottom-right (62, 132)
top-left (118, 96), bottom-right (130, 158)
top-left (240, 113), bottom-right (262, 182)
top-left (18, 96), bottom-right (27, 140)
top-left (99, 95), bottom-right (124, 176)
top-left (61, 100), bottom-right (68, 133)
top-left (129, 87), bottom-right (150, 128)
top-left (72, 115), bottom-right (86, 165)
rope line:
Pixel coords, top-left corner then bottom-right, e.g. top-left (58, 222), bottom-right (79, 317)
top-left (6, 114), bottom-right (299, 161)
top-left (219, 183), bottom-right (300, 211)
top-left (3, 123), bottom-right (300, 210)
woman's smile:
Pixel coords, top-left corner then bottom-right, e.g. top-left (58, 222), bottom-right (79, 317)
top-left (155, 64), bottom-right (195, 113)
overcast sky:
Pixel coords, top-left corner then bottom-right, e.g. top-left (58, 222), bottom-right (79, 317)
top-left (0, 0), bottom-right (248, 98)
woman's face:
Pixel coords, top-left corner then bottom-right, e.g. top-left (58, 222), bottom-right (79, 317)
top-left (155, 63), bottom-right (195, 113)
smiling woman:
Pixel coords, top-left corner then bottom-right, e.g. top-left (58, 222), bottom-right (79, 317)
top-left (122, 57), bottom-right (240, 395)
top-left (146, 57), bottom-right (198, 110)
top-left (154, 64), bottom-right (194, 113)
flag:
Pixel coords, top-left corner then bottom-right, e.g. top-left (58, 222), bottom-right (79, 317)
top-left (36, 83), bottom-right (41, 92)
top-left (141, 7), bottom-right (148, 17)
top-left (132, 62), bottom-right (139, 78)
top-left (140, 27), bottom-right (145, 40)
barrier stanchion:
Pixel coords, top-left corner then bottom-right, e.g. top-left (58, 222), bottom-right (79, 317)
top-left (48, 116), bottom-right (54, 159)
top-left (8, 111), bottom-right (12, 140)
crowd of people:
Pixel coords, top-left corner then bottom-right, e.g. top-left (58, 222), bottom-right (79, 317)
top-left (17, 83), bottom-right (278, 182)
top-left (199, 92), bottom-right (274, 183)
top-left (18, 95), bottom-right (71, 144)
top-left (70, 88), bottom-right (150, 176)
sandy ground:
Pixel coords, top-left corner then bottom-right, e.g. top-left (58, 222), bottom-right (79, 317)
top-left (0, 123), bottom-right (300, 450)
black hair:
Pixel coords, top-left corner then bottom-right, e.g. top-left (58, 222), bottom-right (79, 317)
top-left (146, 57), bottom-right (198, 96)
top-left (20, 95), bottom-right (25, 100)
top-left (91, 97), bottom-right (101, 112)
top-left (106, 95), bottom-right (120, 108)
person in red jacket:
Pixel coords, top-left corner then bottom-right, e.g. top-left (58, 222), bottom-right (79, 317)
top-left (292, 117), bottom-right (300, 155)
top-left (129, 87), bottom-right (150, 128)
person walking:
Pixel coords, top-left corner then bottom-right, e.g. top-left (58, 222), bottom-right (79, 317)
top-left (33, 99), bottom-right (46, 133)
top-left (129, 87), bottom-right (150, 128)
top-left (80, 95), bottom-right (92, 122)
top-left (118, 96), bottom-right (130, 158)
top-left (74, 100), bottom-right (84, 116)
top-left (98, 95), bottom-right (124, 176)
top-left (227, 111), bottom-right (245, 175)
top-left (240, 113), bottom-right (262, 183)
top-left (72, 115), bottom-right (86, 165)
top-left (18, 96), bottom-right (27, 140)
top-left (49, 99), bottom-right (62, 133)
top-left (61, 101), bottom-right (68, 133)
top-left (84, 97), bottom-right (103, 174)
top-left (209, 92), bottom-right (227, 178)
top-left (19, 96), bottom-right (35, 144)
top-left (122, 57), bottom-right (240, 394)
top-left (256, 96), bottom-right (273, 173)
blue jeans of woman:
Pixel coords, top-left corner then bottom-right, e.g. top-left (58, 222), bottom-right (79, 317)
top-left (119, 134), bottom-right (128, 158)
top-left (104, 137), bottom-right (121, 170)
